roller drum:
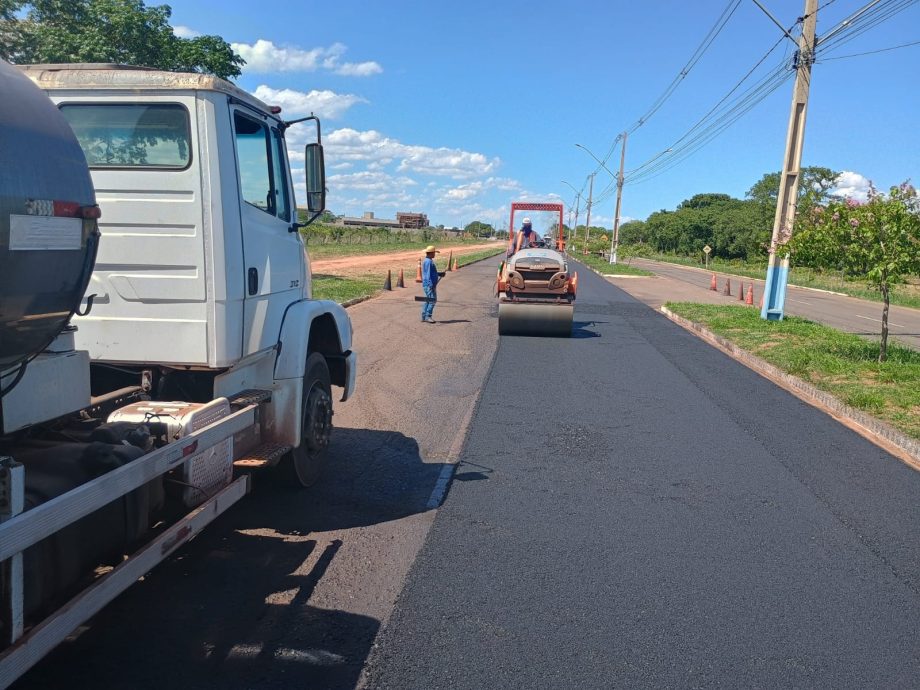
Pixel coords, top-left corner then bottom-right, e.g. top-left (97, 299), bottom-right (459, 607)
top-left (497, 301), bottom-right (573, 337)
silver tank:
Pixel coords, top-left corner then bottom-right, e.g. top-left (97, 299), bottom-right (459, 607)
top-left (0, 59), bottom-right (98, 371)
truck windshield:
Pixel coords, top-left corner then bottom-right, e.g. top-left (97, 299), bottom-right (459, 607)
top-left (60, 104), bottom-right (191, 169)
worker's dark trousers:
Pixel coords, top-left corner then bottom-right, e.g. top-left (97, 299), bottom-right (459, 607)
top-left (421, 284), bottom-right (436, 320)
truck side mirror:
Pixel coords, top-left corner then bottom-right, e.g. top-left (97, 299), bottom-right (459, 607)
top-left (304, 143), bottom-right (326, 214)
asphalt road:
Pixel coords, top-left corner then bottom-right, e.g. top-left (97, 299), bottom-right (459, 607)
top-left (13, 257), bottom-right (501, 690)
top-left (629, 257), bottom-right (920, 350)
top-left (364, 259), bottom-right (920, 688)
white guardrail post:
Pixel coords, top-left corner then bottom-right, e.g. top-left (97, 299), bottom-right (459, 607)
top-left (0, 458), bottom-right (25, 646)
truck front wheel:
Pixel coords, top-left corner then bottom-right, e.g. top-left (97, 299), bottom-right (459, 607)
top-left (282, 352), bottom-right (332, 487)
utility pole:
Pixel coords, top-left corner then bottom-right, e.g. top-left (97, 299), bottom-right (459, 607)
top-left (582, 173), bottom-right (595, 255)
top-left (571, 194), bottom-right (581, 250)
top-left (761, 0), bottom-right (817, 321)
top-left (610, 131), bottom-right (628, 264)
top-left (561, 179), bottom-right (583, 251)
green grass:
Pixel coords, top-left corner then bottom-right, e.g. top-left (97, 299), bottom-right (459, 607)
top-left (665, 302), bottom-right (920, 439)
top-left (457, 246), bottom-right (506, 267)
top-left (644, 252), bottom-right (920, 309)
top-left (306, 238), bottom-right (497, 259)
top-left (312, 273), bottom-right (381, 303)
top-left (576, 252), bottom-right (654, 276)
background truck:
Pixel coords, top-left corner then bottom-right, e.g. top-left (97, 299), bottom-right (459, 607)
top-left (0, 61), bottom-right (355, 686)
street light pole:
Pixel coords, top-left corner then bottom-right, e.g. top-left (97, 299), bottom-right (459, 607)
top-left (610, 131), bottom-right (628, 264)
top-left (561, 179), bottom-right (583, 251)
top-left (582, 173), bottom-right (595, 256)
top-left (575, 142), bottom-right (620, 259)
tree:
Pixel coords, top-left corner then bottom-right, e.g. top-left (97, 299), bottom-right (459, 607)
top-left (0, 0), bottom-right (244, 79)
top-left (790, 182), bottom-right (920, 362)
top-left (464, 220), bottom-right (494, 237)
top-left (746, 166), bottom-right (840, 210)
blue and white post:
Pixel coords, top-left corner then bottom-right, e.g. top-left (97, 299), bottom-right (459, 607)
top-left (760, 0), bottom-right (817, 321)
top-left (761, 252), bottom-right (789, 321)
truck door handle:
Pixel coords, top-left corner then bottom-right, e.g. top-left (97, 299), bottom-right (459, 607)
top-left (248, 267), bottom-right (258, 295)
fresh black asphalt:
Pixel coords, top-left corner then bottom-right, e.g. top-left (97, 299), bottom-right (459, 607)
top-left (364, 259), bottom-right (920, 688)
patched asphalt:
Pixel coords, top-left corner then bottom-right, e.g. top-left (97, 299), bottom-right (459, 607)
top-left (363, 258), bottom-right (920, 688)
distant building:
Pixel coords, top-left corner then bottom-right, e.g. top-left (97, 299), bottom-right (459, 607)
top-left (336, 210), bottom-right (430, 230)
top-left (338, 211), bottom-right (401, 229)
top-left (396, 212), bottom-right (429, 229)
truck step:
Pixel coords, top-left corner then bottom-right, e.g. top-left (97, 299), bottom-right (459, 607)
top-left (228, 389), bottom-right (273, 408)
top-left (233, 442), bottom-right (291, 469)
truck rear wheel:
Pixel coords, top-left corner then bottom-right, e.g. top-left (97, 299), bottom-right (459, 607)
top-left (281, 353), bottom-right (332, 488)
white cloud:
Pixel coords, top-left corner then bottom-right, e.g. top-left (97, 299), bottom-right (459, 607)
top-left (231, 40), bottom-right (382, 76)
top-left (439, 177), bottom-right (523, 202)
top-left (831, 170), bottom-right (872, 202)
top-left (328, 171), bottom-right (418, 192)
top-left (334, 61), bottom-right (384, 77)
top-left (173, 25), bottom-right (201, 39)
top-left (324, 128), bottom-right (500, 179)
top-left (252, 85), bottom-right (366, 119)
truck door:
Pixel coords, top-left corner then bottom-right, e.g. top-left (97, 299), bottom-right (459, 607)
top-left (232, 108), bottom-right (304, 355)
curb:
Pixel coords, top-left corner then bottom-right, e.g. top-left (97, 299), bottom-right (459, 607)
top-left (341, 294), bottom-right (376, 309)
top-left (659, 305), bottom-right (920, 472)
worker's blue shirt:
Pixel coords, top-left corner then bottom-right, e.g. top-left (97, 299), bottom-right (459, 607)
top-left (423, 257), bottom-right (439, 287)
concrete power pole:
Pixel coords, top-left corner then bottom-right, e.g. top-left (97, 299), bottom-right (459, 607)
top-left (572, 193), bottom-right (581, 250)
top-left (761, 0), bottom-right (817, 321)
top-left (610, 131), bottom-right (628, 264)
top-left (582, 173), bottom-right (595, 255)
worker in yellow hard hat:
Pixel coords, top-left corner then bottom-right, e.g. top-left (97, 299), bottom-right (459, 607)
top-left (421, 245), bottom-right (445, 322)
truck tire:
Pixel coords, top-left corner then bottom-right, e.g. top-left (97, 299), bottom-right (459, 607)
top-left (281, 352), bottom-right (332, 487)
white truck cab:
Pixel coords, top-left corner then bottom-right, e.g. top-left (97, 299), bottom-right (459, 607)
top-left (21, 64), bottom-right (356, 478)
top-left (0, 61), bottom-right (359, 682)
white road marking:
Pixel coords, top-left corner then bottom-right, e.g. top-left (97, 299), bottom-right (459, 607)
top-left (789, 299), bottom-right (812, 305)
top-left (426, 461), bottom-right (457, 509)
top-left (855, 314), bottom-right (906, 328)
top-left (274, 647), bottom-right (345, 665)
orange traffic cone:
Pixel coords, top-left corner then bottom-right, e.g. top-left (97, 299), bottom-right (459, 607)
top-left (710, 273), bottom-right (717, 291)
top-left (738, 282), bottom-right (745, 301)
top-left (746, 283), bottom-right (754, 305)
top-left (383, 270), bottom-right (392, 291)
top-left (452, 257), bottom-right (458, 271)
top-left (415, 258), bottom-right (423, 283)
top-left (723, 279), bottom-right (732, 297)
top-left (396, 268), bottom-right (405, 288)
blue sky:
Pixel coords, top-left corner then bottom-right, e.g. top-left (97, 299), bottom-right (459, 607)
top-left (168, 0), bottom-right (919, 231)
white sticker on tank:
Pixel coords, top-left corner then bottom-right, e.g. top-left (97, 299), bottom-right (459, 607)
top-left (8, 214), bottom-right (82, 251)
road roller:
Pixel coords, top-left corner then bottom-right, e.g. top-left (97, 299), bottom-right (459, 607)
top-left (496, 202), bottom-right (577, 337)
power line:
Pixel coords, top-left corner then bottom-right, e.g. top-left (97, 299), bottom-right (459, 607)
top-left (818, 37), bottom-right (920, 59)
top-left (624, 0), bottom-right (742, 136)
top-left (583, 0), bottom-right (919, 203)
top-left (601, 0), bottom-right (919, 192)
top-left (623, 63), bottom-right (792, 187)
top-left (818, 0), bottom-right (918, 55)
top-left (600, 28), bottom-right (794, 195)
top-left (590, 0), bottom-right (743, 171)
